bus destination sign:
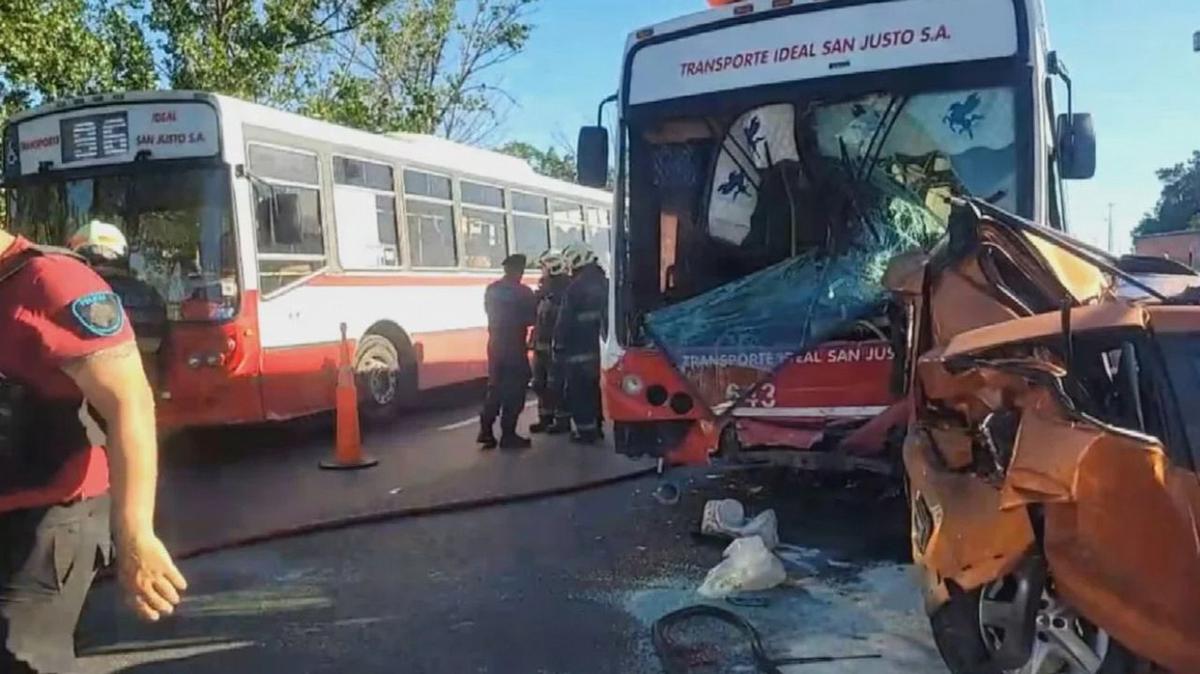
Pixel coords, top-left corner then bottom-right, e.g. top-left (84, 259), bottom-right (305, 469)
top-left (6, 101), bottom-right (220, 178)
top-left (628, 0), bottom-right (1019, 105)
top-left (61, 112), bottom-right (130, 163)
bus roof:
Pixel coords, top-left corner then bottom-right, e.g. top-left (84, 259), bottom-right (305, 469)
top-left (626, 0), bottom-right (849, 52)
top-left (5, 90), bottom-right (611, 204)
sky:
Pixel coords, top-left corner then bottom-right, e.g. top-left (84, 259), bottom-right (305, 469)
top-left (490, 0), bottom-right (1200, 253)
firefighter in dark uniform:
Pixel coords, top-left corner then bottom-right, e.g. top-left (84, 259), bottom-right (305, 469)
top-left (529, 250), bottom-right (572, 434)
top-left (556, 243), bottom-right (609, 444)
top-left (478, 254), bottom-right (538, 450)
top-left (0, 225), bottom-right (186, 673)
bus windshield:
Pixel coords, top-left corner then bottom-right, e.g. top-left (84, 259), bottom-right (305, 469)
top-left (627, 85), bottom-right (1018, 407)
top-left (7, 166), bottom-right (239, 321)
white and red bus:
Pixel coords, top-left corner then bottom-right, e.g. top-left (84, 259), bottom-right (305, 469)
top-left (577, 0), bottom-right (1094, 469)
top-left (2, 92), bottom-right (612, 430)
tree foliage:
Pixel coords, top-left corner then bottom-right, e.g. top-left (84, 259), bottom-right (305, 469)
top-left (0, 0), bottom-right (535, 142)
top-left (148, 0), bottom-right (388, 99)
top-left (497, 141), bottom-right (576, 182)
top-left (1134, 150), bottom-right (1200, 237)
top-left (291, 0), bottom-right (535, 141)
top-left (0, 0), bottom-right (155, 117)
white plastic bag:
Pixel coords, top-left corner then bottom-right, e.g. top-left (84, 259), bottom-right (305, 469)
top-left (697, 535), bottom-right (788, 598)
top-left (699, 499), bottom-right (780, 550)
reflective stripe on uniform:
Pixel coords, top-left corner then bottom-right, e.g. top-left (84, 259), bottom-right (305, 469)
top-left (576, 311), bottom-right (603, 322)
top-left (575, 422), bottom-right (598, 432)
top-left (565, 353), bottom-right (599, 364)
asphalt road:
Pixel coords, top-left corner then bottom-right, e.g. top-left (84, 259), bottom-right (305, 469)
top-left (75, 461), bottom-right (947, 674)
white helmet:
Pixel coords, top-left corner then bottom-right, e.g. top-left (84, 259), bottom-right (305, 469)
top-left (562, 242), bottom-right (598, 272)
top-left (536, 249), bottom-right (568, 276)
top-left (68, 220), bottom-right (128, 262)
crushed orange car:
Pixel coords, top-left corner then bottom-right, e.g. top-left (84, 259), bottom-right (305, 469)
top-left (887, 198), bottom-right (1200, 673)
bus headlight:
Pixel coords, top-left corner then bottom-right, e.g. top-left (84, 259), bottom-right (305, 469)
top-left (621, 374), bottom-right (644, 395)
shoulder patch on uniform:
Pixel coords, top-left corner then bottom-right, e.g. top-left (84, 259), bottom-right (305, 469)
top-left (70, 292), bottom-right (125, 337)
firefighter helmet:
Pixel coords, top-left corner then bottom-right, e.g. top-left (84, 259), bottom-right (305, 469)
top-left (536, 249), bottom-right (568, 276)
top-left (562, 242), bottom-right (598, 272)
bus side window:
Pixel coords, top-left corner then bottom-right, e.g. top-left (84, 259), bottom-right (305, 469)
top-left (247, 143), bottom-right (326, 293)
top-left (404, 169), bottom-right (457, 268)
top-left (332, 156), bottom-right (401, 269)
top-left (511, 191), bottom-right (550, 262)
top-left (552, 201), bottom-right (584, 246)
top-left (460, 180), bottom-right (508, 269)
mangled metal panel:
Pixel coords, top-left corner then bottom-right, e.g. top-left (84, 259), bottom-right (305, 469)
top-left (895, 199), bottom-right (1200, 673)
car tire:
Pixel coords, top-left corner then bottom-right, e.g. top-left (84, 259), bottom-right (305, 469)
top-left (931, 584), bottom-right (1004, 674)
top-left (930, 578), bottom-right (1152, 674)
top-left (354, 333), bottom-right (409, 425)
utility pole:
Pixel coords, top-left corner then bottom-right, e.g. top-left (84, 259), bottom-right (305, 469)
top-left (1107, 202), bottom-right (1115, 253)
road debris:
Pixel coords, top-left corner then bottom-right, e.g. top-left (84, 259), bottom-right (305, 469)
top-left (699, 498), bottom-right (779, 549)
top-left (653, 481), bottom-right (682, 505)
top-left (697, 536), bottom-right (787, 598)
top-left (651, 604), bottom-right (881, 673)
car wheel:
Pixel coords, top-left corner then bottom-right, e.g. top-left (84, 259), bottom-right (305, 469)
top-left (931, 565), bottom-right (1149, 674)
top-left (354, 333), bottom-right (406, 424)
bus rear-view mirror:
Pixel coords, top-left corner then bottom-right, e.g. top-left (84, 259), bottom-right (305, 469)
top-left (1056, 112), bottom-right (1096, 180)
top-left (577, 126), bottom-right (609, 188)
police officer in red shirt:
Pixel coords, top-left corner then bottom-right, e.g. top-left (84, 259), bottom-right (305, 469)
top-left (0, 226), bottom-right (187, 672)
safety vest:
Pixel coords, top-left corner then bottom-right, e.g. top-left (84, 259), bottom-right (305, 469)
top-left (0, 246), bottom-right (93, 495)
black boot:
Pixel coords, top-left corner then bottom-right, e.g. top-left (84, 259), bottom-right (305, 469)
top-left (499, 433), bottom-right (532, 449)
top-left (529, 416), bottom-right (554, 434)
top-left (546, 417), bottom-right (572, 435)
top-left (477, 427), bottom-right (498, 450)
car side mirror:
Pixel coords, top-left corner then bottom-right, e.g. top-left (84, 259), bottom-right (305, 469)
top-left (1057, 113), bottom-right (1096, 180)
top-left (576, 126), bottom-right (609, 188)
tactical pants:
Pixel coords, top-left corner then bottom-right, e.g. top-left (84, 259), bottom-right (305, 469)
top-left (480, 361), bottom-right (531, 436)
top-left (531, 349), bottom-right (563, 423)
top-left (1, 495), bottom-right (111, 674)
top-left (564, 356), bottom-right (602, 436)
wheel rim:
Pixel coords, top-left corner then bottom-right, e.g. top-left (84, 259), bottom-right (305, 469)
top-left (358, 354), bottom-right (398, 407)
top-left (980, 582), bottom-right (1111, 674)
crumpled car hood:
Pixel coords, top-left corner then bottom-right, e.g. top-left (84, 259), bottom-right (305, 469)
top-left (894, 198), bottom-right (1200, 673)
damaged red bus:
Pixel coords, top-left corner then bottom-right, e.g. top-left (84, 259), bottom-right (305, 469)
top-left (576, 0), bottom-right (1094, 470)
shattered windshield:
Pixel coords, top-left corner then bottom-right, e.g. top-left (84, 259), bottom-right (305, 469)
top-left (631, 87), bottom-right (1017, 411)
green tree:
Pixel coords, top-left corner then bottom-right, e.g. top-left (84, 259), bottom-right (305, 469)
top-left (0, 0), bottom-right (537, 140)
top-left (497, 141), bottom-right (576, 181)
top-left (1134, 150), bottom-right (1200, 237)
top-left (291, 0), bottom-right (536, 141)
top-left (148, 0), bottom-right (389, 99)
top-left (0, 0), bottom-right (155, 117)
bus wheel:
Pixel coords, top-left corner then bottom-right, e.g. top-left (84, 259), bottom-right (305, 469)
top-left (354, 333), bottom-right (404, 424)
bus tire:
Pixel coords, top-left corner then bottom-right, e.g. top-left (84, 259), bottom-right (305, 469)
top-left (354, 333), bottom-right (407, 424)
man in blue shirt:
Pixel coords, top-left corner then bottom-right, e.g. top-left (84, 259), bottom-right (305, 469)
top-left (478, 254), bottom-right (537, 449)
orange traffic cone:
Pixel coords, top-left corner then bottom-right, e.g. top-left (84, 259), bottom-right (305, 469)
top-left (320, 323), bottom-right (379, 470)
